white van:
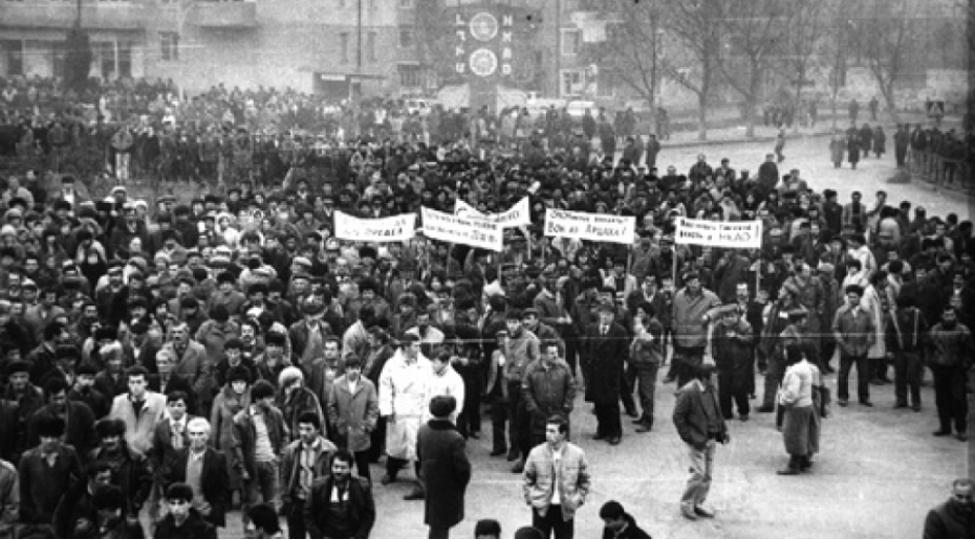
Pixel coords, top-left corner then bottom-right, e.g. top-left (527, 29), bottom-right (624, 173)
top-left (404, 98), bottom-right (434, 116)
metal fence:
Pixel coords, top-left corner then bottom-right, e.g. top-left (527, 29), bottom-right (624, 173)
top-left (907, 147), bottom-right (974, 192)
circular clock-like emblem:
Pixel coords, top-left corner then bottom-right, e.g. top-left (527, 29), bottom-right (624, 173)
top-left (469, 12), bottom-right (499, 42)
top-left (469, 48), bottom-right (498, 77)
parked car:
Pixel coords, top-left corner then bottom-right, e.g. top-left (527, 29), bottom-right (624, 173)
top-left (404, 98), bottom-right (435, 116)
top-left (566, 100), bottom-right (597, 118)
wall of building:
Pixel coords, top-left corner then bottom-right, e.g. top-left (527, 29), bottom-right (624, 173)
top-left (0, 0), bottom-right (967, 107)
top-left (147, 0), bottom-right (415, 95)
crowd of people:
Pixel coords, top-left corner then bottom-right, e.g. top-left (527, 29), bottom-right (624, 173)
top-left (0, 75), bottom-right (678, 193)
top-left (0, 74), bottom-right (974, 538)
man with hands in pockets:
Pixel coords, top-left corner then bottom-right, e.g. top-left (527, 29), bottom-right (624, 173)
top-left (673, 363), bottom-right (730, 521)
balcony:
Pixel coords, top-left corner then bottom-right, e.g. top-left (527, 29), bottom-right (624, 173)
top-left (190, 1), bottom-right (257, 29)
top-left (0, 1), bottom-right (146, 30)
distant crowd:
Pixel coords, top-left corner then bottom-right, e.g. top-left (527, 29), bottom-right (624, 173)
top-left (0, 74), bottom-right (973, 539)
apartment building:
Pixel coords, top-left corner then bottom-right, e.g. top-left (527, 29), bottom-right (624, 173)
top-left (0, 0), bottom-right (424, 97)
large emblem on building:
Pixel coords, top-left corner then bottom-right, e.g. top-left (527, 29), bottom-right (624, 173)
top-left (468, 48), bottom-right (498, 77)
top-left (469, 12), bottom-right (499, 42)
top-left (454, 9), bottom-right (514, 78)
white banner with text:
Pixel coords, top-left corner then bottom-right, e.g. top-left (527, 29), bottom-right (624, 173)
top-left (421, 206), bottom-right (503, 251)
top-left (454, 197), bottom-right (531, 227)
top-left (543, 208), bottom-right (636, 245)
top-left (334, 211), bottom-right (417, 243)
top-left (674, 217), bottom-right (763, 248)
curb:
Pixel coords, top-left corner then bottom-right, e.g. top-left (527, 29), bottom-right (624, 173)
top-left (661, 130), bottom-right (835, 149)
top-left (912, 177), bottom-right (975, 199)
top-left (657, 113), bottom-right (963, 150)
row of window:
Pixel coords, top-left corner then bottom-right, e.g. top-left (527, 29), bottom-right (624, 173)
top-left (560, 68), bottom-right (616, 98)
top-left (337, 0), bottom-right (413, 8)
top-left (2, 0), bottom-right (402, 3)
top-left (337, 31), bottom-right (375, 64)
top-left (0, 41), bottom-right (606, 95)
top-left (156, 30), bottom-right (413, 66)
top-left (339, 27), bottom-right (415, 53)
top-left (0, 39), bottom-right (133, 79)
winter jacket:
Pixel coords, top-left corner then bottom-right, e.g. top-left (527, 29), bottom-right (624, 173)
top-left (522, 441), bottom-right (590, 521)
top-left (327, 376), bottom-right (379, 452)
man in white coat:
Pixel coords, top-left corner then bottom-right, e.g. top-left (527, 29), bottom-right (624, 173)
top-left (379, 333), bottom-right (431, 499)
top-left (422, 351), bottom-right (465, 425)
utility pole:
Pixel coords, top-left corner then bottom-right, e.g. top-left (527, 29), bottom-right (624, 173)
top-left (969, 370), bottom-right (974, 479)
top-left (356, 0), bottom-right (363, 71)
top-left (553, 0), bottom-right (560, 98)
top-left (650, 13), bottom-right (658, 129)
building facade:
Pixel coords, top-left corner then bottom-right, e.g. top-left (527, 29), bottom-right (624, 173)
top-left (0, 0), bottom-right (426, 97)
top-left (1, 0), bottom-right (967, 107)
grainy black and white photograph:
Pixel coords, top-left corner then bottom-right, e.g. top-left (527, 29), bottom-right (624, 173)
top-left (0, 0), bottom-right (973, 537)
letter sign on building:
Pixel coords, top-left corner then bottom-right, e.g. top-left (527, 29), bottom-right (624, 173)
top-left (453, 8), bottom-right (515, 78)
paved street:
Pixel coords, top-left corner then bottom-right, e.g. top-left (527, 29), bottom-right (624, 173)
top-left (212, 135), bottom-right (970, 539)
top-left (654, 131), bottom-right (973, 220)
top-left (216, 367), bottom-right (964, 538)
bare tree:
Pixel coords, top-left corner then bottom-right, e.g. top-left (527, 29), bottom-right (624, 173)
top-left (659, 0), bottom-right (725, 140)
top-left (812, 0), bottom-right (853, 130)
top-left (778, 0), bottom-right (826, 133)
top-left (851, 0), bottom-right (920, 119)
top-left (966, 0), bottom-right (975, 131)
top-left (580, 1), bottom-right (662, 112)
top-left (413, 0), bottom-right (459, 92)
top-left (579, 0), bottom-right (726, 140)
top-left (715, 0), bottom-right (792, 138)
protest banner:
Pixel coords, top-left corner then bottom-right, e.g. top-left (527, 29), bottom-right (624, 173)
top-left (421, 207), bottom-right (503, 252)
top-left (674, 217), bottom-right (763, 249)
top-left (454, 197), bottom-right (531, 227)
top-left (543, 208), bottom-right (636, 245)
top-left (334, 210), bottom-right (417, 243)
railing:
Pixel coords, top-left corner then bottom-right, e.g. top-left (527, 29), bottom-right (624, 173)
top-left (908, 147), bottom-right (974, 192)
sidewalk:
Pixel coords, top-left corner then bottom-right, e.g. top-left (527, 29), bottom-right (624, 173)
top-left (659, 111), bottom-right (963, 149)
top-left (661, 124), bottom-right (832, 149)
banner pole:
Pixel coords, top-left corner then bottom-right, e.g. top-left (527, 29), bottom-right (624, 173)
top-left (671, 247), bottom-right (678, 284)
top-left (497, 250), bottom-right (503, 288)
top-left (755, 251), bottom-right (761, 297)
top-left (626, 242), bottom-right (633, 281)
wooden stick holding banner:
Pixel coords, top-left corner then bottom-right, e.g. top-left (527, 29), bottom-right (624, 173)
top-left (626, 241), bottom-right (633, 283)
top-left (497, 247), bottom-right (503, 286)
top-left (672, 250), bottom-right (678, 284)
top-left (543, 208), bottom-right (636, 246)
top-left (447, 242), bottom-right (454, 275)
top-left (755, 252), bottom-right (762, 297)
top-left (423, 238), bottom-right (432, 282)
top-left (672, 216), bottom-right (765, 287)
top-left (419, 206), bottom-right (504, 287)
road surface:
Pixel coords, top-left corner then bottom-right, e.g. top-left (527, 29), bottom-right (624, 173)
top-left (211, 135), bottom-right (968, 538)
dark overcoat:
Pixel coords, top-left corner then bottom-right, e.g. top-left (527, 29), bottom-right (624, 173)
top-left (161, 446), bottom-right (230, 527)
top-left (417, 419), bottom-right (471, 530)
top-left (582, 322), bottom-right (628, 403)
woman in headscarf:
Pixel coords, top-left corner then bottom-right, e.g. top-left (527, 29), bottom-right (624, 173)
top-left (211, 365), bottom-right (252, 497)
top-left (216, 212), bottom-right (240, 249)
top-left (777, 344), bottom-right (822, 475)
top-left (277, 366), bottom-right (324, 441)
